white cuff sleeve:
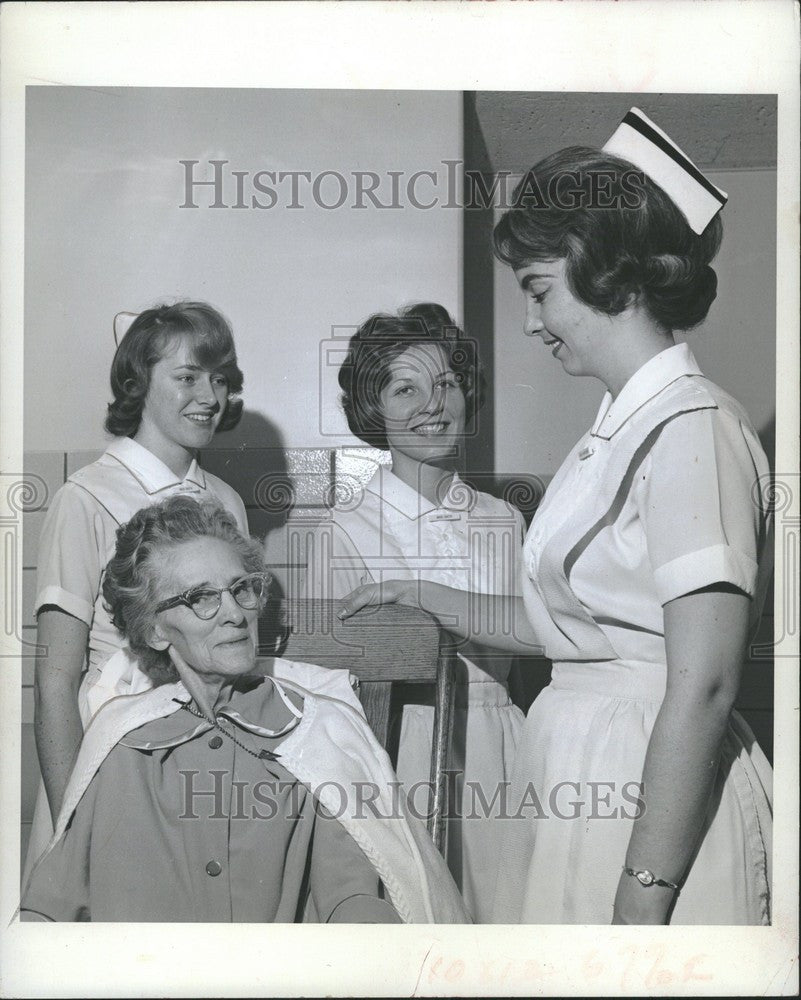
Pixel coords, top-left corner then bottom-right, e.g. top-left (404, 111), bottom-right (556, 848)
top-left (653, 543), bottom-right (759, 605)
top-left (35, 584), bottom-right (94, 627)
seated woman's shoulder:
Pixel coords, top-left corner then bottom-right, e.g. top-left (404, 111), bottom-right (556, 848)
top-left (258, 656), bottom-right (357, 703)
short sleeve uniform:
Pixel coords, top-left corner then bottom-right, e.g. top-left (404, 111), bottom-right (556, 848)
top-left (493, 344), bottom-right (773, 925)
top-left (299, 467), bottom-right (526, 921)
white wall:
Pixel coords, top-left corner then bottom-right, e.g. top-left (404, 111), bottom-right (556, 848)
top-left (493, 169), bottom-right (776, 476)
top-left (25, 91), bottom-right (776, 475)
top-left (24, 89), bottom-right (462, 453)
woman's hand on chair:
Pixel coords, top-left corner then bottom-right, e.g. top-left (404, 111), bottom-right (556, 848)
top-left (337, 579), bottom-right (416, 620)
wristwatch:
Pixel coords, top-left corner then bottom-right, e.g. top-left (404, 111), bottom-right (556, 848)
top-left (623, 866), bottom-right (681, 890)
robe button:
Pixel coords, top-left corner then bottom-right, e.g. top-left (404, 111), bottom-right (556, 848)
top-left (208, 735), bottom-right (223, 749)
top-left (205, 860), bottom-right (222, 877)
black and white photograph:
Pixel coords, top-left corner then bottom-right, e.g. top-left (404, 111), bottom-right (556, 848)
top-left (1, 3), bottom-right (798, 997)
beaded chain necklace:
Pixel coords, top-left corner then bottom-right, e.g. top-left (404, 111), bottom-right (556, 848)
top-left (177, 700), bottom-right (281, 762)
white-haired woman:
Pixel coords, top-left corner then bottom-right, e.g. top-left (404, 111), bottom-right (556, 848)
top-left (22, 496), bottom-right (468, 923)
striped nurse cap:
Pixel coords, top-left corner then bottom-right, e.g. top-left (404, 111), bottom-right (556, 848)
top-left (603, 107), bottom-right (727, 235)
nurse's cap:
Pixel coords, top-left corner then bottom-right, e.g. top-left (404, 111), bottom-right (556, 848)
top-left (602, 107), bottom-right (727, 235)
top-left (113, 311), bottom-right (138, 346)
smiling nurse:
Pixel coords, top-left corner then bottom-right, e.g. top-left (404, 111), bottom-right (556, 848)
top-left (300, 303), bottom-right (525, 922)
top-left (339, 110), bottom-right (774, 925)
top-left (29, 302), bottom-right (249, 870)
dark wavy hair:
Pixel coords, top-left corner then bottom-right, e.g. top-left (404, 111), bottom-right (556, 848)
top-left (493, 146), bottom-right (723, 332)
top-left (338, 303), bottom-right (486, 450)
top-left (105, 301), bottom-right (244, 438)
top-left (102, 496), bottom-right (265, 685)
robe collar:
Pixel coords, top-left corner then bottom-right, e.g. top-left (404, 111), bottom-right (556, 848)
top-left (119, 675), bottom-right (301, 750)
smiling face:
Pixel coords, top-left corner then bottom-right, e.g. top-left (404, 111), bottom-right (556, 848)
top-left (148, 536), bottom-right (258, 682)
top-left (136, 336), bottom-right (229, 461)
top-left (514, 258), bottom-right (615, 379)
top-left (378, 342), bottom-right (466, 470)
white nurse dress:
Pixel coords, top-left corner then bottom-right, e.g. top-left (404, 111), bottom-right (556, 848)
top-left (300, 467), bottom-right (526, 921)
top-left (492, 344), bottom-right (773, 925)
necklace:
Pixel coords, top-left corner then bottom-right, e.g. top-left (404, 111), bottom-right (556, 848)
top-left (176, 700), bottom-right (281, 762)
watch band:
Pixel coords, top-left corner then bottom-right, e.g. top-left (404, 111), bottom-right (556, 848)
top-left (623, 866), bottom-right (681, 890)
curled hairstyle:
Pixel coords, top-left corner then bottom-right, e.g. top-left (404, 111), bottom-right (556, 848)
top-left (105, 301), bottom-right (244, 438)
top-left (493, 147), bottom-right (723, 332)
top-left (102, 496), bottom-right (266, 685)
top-left (338, 302), bottom-right (486, 450)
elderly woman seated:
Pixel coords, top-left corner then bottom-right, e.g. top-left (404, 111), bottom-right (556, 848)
top-left (21, 496), bottom-right (468, 923)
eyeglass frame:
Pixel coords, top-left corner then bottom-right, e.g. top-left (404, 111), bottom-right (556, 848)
top-left (153, 572), bottom-right (271, 620)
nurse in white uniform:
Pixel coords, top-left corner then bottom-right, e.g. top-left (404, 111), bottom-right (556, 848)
top-left (339, 111), bottom-right (773, 925)
top-left (300, 303), bottom-right (525, 921)
top-left (31, 302), bottom-right (249, 858)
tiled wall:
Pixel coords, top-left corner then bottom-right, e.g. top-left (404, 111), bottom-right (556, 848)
top-left (18, 448), bottom-right (775, 860)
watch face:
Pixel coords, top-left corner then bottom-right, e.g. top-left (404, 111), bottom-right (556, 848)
top-left (636, 870), bottom-right (655, 886)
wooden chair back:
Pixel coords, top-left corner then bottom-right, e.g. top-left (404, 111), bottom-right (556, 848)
top-left (259, 599), bottom-right (455, 854)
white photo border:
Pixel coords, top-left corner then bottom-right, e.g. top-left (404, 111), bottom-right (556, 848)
top-left (1, 2), bottom-right (798, 997)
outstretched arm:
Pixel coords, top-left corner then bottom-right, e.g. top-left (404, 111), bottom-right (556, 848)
top-left (337, 578), bottom-right (544, 656)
